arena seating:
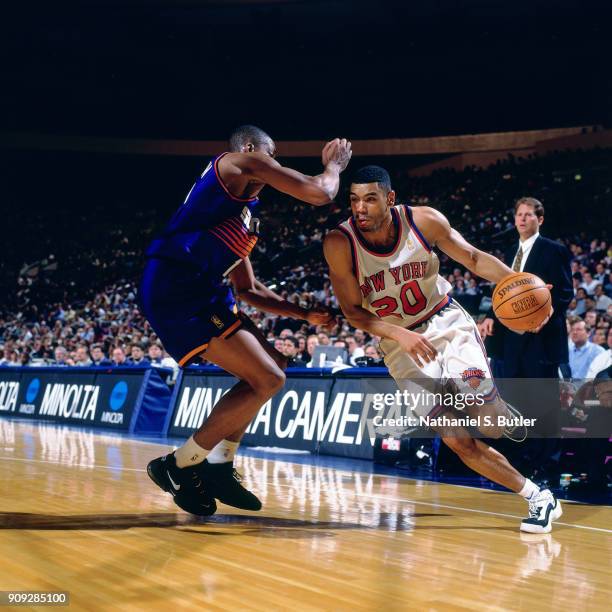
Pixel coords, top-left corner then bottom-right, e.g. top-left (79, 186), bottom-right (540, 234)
top-left (1, 147), bottom-right (611, 366)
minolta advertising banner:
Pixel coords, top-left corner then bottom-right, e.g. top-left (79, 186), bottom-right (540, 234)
top-left (0, 367), bottom-right (173, 433)
top-left (168, 370), bottom-right (335, 453)
top-left (167, 368), bottom-right (611, 459)
top-left (4, 365), bottom-right (608, 456)
top-left (168, 368), bottom-right (395, 459)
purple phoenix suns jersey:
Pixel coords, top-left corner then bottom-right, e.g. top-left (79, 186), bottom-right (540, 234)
top-left (146, 153), bottom-right (261, 277)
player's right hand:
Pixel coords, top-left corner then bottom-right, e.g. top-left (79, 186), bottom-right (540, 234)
top-left (396, 328), bottom-right (437, 368)
top-left (322, 138), bottom-right (352, 172)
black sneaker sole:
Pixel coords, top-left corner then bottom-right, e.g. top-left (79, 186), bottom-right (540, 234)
top-left (215, 491), bottom-right (262, 511)
top-left (173, 496), bottom-right (217, 517)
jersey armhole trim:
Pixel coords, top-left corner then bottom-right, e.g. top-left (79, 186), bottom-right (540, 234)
top-left (336, 226), bottom-right (360, 279)
top-left (214, 153), bottom-right (259, 203)
top-left (404, 205), bottom-right (432, 253)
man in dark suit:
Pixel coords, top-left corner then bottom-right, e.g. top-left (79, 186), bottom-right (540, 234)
top-left (482, 197), bottom-right (573, 478)
top-left (483, 197), bottom-right (573, 376)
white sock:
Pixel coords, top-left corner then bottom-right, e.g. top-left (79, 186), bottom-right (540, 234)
top-left (174, 436), bottom-right (210, 468)
top-left (207, 439), bottom-right (239, 464)
top-left (518, 478), bottom-right (540, 500)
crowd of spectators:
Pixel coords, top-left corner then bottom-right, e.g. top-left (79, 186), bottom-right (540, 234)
top-left (1, 147), bottom-right (611, 378)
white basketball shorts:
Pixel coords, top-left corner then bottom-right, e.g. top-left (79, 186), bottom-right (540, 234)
top-left (379, 301), bottom-right (497, 417)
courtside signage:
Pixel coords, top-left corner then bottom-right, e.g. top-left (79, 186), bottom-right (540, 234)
top-left (0, 368), bottom-right (143, 430)
top-left (169, 371), bottom-right (399, 458)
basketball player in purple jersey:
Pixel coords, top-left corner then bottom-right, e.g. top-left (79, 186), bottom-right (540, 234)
top-left (324, 166), bottom-right (561, 533)
top-left (143, 126), bottom-right (351, 515)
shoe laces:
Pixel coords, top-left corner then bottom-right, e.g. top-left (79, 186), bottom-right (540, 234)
top-left (527, 498), bottom-right (542, 518)
top-left (232, 468), bottom-right (243, 482)
top-left (527, 489), bottom-right (551, 517)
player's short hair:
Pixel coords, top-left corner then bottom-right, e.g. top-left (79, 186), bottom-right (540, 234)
top-left (514, 197), bottom-right (545, 217)
top-left (351, 165), bottom-right (392, 194)
top-left (229, 125), bottom-right (272, 152)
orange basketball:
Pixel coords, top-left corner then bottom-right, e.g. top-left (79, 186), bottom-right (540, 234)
top-left (492, 272), bottom-right (551, 332)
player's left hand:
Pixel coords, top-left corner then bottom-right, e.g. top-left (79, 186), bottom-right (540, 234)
top-left (322, 138), bottom-right (352, 172)
top-left (306, 307), bottom-right (335, 327)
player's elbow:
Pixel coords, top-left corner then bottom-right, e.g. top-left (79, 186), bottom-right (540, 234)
top-left (467, 248), bottom-right (480, 270)
top-left (460, 248), bottom-right (484, 274)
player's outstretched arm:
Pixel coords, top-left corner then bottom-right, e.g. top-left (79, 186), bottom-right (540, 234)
top-left (232, 138), bottom-right (352, 206)
top-left (230, 258), bottom-right (333, 326)
top-left (323, 231), bottom-right (437, 366)
top-left (418, 207), bottom-right (553, 334)
top-left (416, 207), bottom-right (513, 284)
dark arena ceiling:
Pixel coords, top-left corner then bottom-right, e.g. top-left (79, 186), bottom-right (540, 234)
top-left (3, 0), bottom-right (612, 141)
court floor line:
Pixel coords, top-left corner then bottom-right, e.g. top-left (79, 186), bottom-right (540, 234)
top-left (3, 453), bottom-right (610, 534)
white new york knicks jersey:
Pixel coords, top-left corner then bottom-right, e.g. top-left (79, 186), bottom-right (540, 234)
top-left (337, 205), bottom-right (452, 329)
top-left (337, 204), bottom-right (495, 417)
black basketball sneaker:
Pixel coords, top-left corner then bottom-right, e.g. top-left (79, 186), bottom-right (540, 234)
top-left (520, 488), bottom-right (563, 534)
top-left (147, 453), bottom-right (217, 516)
top-left (502, 402), bottom-right (528, 443)
top-left (197, 460), bottom-right (262, 511)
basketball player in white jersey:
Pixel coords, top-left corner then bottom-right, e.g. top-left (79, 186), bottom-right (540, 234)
top-left (324, 166), bottom-right (561, 533)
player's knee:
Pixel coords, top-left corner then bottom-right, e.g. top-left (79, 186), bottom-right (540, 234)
top-left (443, 436), bottom-right (479, 462)
top-left (267, 367), bottom-right (286, 394)
top-left (251, 366), bottom-right (286, 397)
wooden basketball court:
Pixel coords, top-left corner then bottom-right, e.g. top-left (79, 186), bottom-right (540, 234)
top-left (1, 419), bottom-right (610, 610)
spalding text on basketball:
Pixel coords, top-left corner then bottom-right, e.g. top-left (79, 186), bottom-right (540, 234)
top-left (496, 277), bottom-right (534, 299)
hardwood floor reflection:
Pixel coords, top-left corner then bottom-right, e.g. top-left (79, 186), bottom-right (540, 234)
top-left (1, 420), bottom-right (610, 611)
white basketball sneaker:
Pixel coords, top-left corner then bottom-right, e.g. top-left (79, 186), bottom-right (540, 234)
top-left (520, 488), bottom-right (563, 534)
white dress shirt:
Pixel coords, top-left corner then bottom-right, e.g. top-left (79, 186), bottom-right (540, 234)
top-left (512, 232), bottom-right (540, 272)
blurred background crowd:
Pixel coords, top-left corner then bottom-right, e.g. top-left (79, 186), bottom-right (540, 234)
top-left (1, 147), bottom-right (611, 378)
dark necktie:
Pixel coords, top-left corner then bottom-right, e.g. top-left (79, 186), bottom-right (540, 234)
top-left (513, 247), bottom-right (524, 272)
